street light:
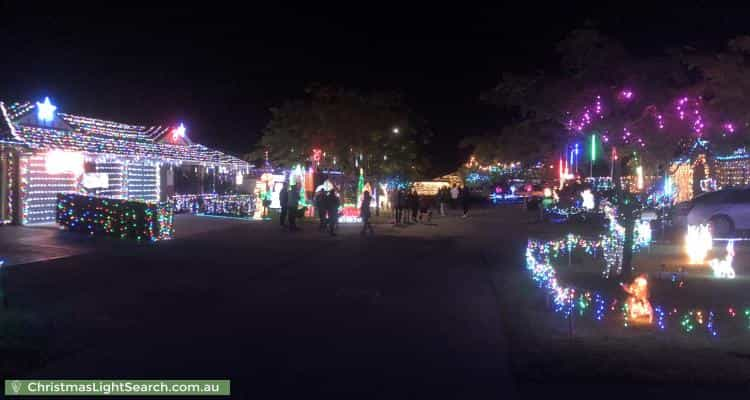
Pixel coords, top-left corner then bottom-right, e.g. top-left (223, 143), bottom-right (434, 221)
top-left (393, 127), bottom-right (399, 134)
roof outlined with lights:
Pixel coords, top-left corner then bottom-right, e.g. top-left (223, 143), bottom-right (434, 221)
top-left (0, 100), bottom-right (252, 169)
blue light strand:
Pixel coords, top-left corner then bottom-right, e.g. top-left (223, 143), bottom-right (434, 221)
top-left (707, 311), bottom-right (718, 337)
top-left (594, 293), bottom-right (606, 321)
top-left (654, 306), bottom-right (666, 330)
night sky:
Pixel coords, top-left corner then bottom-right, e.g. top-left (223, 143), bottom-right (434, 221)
top-left (1, 4), bottom-right (748, 174)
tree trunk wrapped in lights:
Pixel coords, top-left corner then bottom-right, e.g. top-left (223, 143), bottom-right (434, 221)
top-left (615, 191), bottom-right (641, 279)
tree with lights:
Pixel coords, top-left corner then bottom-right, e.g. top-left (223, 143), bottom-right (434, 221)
top-left (675, 35), bottom-right (750, 153)
top-left (476, 28), bottom-right (750, 280)
top-left (250, 85), bottom-right (432, 214)
top-left (475, 28), bottom-right (750, 181)
top-left (479, 30), bottom-right (689, 170)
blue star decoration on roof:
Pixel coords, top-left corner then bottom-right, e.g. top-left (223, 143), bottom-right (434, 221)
top-left (36, 97), bottom-right (57, 122)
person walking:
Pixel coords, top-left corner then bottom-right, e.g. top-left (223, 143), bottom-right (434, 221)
top-left (410, 189), bottom-right (419, 223)
top-left (315, 188), bottom-right (327, 231)
top-left (461, 185), bottom-right (471, 218)
top-left (403, 189), bottom-right (412, 224)
top-left (288, 184), bottom-right (300, 231)
top-left (389, 188), bottom-right (399, 224)
top-left (279, 182), bottom-right (289, 229)
top-left (450, 184), bottom-right (460, 210)
top-left (396, 189), bottom-right (406, 225)
top-left (261, 185), bottom-right (272, 218)
top-left (419, 194), bottom-right (433, 223)
top-left (360, 190), bottom-right (374, 236)
top-left (438, 186), bottom-right (448, 216)
top-left (327, 188), bottom-right (340, 236)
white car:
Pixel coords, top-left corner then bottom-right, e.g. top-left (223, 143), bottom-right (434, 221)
top-left (681, 189), bottom-right (750, 236)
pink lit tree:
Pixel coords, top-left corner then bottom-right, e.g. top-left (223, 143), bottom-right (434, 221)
top-left (476, 29), bottom-right (750, 173)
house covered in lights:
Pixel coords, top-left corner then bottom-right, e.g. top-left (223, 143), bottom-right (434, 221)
top-left (0, 98), bottom-right (252, 225)
top-left (669, 139), bottom-right (750, 202)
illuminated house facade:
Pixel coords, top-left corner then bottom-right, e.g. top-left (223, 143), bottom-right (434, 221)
top-left (668, 140), bottom-right (750, 202)
top-left (0, 99), bottom-right (251, 225)
top-left (716, 149), bottom-right (750, 189)
top-left (669, 153), bottom-right (714, 203)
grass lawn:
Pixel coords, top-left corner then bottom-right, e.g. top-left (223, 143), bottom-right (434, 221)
top-left (502, 218), bottom-right (750, 389)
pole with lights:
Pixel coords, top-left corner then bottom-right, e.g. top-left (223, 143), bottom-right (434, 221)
top-left (610, 146), bottom-right (618, 180)
top-left (590, 134), bottom-right (596, 178)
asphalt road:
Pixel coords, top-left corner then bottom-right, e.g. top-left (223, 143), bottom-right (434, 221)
top-left (8, 206), bottom-right (524, 398)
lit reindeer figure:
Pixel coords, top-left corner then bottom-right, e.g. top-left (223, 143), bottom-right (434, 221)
top-left (709, 240), bottom-right (736, 279)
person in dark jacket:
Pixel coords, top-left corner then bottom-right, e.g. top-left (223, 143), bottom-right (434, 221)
top-left (278, 182), bottom-right (289, 228)
top-left (438, 186), bottom-right (448, 216)
top-left (315, 188), bottom-right (327, 231)
top-left (395, 189), bottom-right (405, 225)
top-left (409, 189), bottom-right (419, 223)
top-left (288, 184), bottom-right (300, 231)
top-left (360, 190), bottom-right (374, 235)
top-left (461, 185), bottom-right (471, 218)
top-left (419, 195), bottom-right (433, 223)
top-left (389, 189), bottom-right (399, 224)
top-left (327, 188), bottom-right (340, 236)
top-left (406, 189), bottom-right (414, 224)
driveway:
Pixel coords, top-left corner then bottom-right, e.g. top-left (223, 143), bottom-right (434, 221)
top-left (5, 208), bottom-right (519, 398)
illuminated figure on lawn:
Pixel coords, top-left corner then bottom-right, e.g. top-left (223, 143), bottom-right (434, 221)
top-left (686, 224), bottom-right (712, 264)
top-left (580, 189), bottom-right (595, 210)
top-left (709, 240), bottom-right (736, 279)
top-left (622, 274), bottom-right (653, 325)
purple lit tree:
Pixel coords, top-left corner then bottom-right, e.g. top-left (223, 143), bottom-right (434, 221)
top-left (476, 29), bottom-right (750, 174)
top-left (676, 35), bottom-right (750, 153)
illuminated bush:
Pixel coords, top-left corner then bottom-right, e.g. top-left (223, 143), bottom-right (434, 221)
top-left (56, 193), bottom-right (173, 241)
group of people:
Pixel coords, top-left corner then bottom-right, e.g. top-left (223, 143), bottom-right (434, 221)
top-left (313, 186), bottom-right (341, 236)
top-left (278, 181), bottom-right (363, 236)
top-left (436, 184), bottom-right (471, 218)
top-left (278, 181), bottom-right (472, 236)
top-left (280, 183), bottom-right (342, 235)
top-left (389, 183), bottom-right (471, 225)
top-left (278, 182), bottom-right (303, 231)
top-left (390, 188), bottom-right (432, 225)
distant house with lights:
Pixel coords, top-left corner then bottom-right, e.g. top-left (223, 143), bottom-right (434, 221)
top-left (715, 148), bottom-right (750, 189)
top-left (668, 139), bottom-right (750, 202)
top-left (0, 98), bottom-right (252, 225)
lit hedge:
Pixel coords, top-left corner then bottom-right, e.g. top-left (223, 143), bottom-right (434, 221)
top-left (56, 193), bottom-right (174, 241)
top-left (172, 194), bottom-right (256, 218)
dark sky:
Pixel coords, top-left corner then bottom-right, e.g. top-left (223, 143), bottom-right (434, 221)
top-left (1, 4), bottom-right (748, 174)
